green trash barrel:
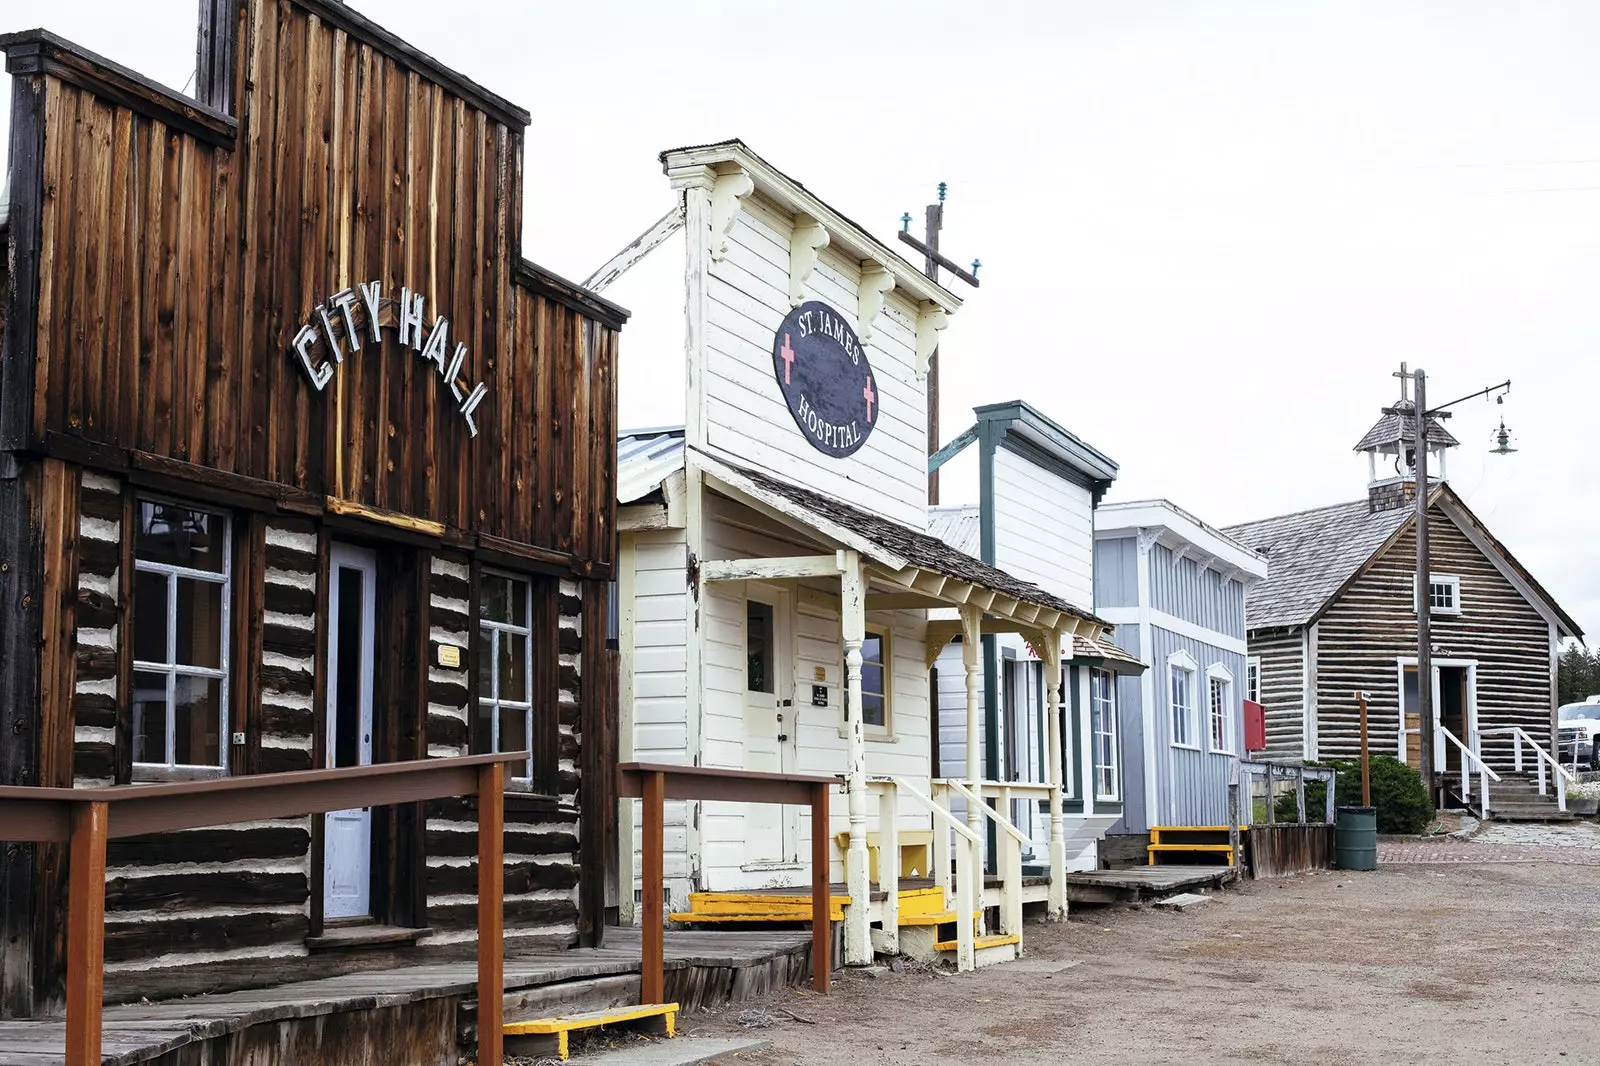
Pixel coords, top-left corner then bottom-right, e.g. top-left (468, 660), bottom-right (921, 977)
top-left (1335, 805), bottom-right (1377, 871)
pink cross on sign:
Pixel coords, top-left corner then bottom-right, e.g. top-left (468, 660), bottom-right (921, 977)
top-left (862, 375), bottom-right (876, 422)
top-left (780, 333), bottom-right (796, 384)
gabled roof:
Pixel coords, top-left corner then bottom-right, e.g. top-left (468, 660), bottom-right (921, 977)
top-left (1223, 485), bottom-right (1581, 639)
top-left (1352, 401), bottom-right (1459, 452)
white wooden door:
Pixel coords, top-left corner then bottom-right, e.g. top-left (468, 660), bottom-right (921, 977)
top-left (743, 587), bottom-right (797, 869)
top-left (324, 544), bottom-right (377, 920)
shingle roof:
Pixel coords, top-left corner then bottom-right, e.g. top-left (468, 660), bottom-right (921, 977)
top-left (1222, 498), bottom-right (1410, 631)
top-left (1352, 402), bottom-right (1459, 452)
top-left (725, 460), bottom-right (1109, 629)
top-left (927, 506), bottom-right (980, 558)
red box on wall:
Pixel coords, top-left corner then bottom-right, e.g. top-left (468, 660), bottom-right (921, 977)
top-left (1243, 700), bottom-right (1266, 752)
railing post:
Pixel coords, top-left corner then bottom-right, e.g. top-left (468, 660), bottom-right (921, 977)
top-left (952, 831), bottom-right (976, 973)
top-left (1294, 767), bottom-right (1306, 824)
top-left (477, 761), bottom-right (505, 1066)
top-left (1324, 771), bottom-right (1335, 825)
top-left (999, 788), bottom-right (1022, 945)
top-left (65, 801), bottom-right (109, 1066)
top-left (932, 783), bottom-right (951, 902)
top-left (641, 770), bottom-right (666, 1004)
top-left (810, 782), bottom-right (832, 993)
top-left (1514, 730), bottom-right (1524, 775)
top-left (877, 783), bottom-right (900, 956)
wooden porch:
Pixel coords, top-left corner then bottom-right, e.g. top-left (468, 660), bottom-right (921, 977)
top-left (0, 927), bottom-right (813, 1066)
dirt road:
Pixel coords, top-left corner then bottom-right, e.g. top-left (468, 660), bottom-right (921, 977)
top-left (691, 859), bottom-right (1600, 1065)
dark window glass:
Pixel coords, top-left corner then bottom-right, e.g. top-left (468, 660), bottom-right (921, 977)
top-left (334, 566), bottom-right (364, 770)
top-left (174, 675), bottom-right (222, 766)
top-left (132, 670), bottom-right (168, 764)
top-left (133, 570), bottom-right (169, 663)
top-left (747, 601), bottom-right (774, 694)
top-left (136, 502), bottom-right (225, 571)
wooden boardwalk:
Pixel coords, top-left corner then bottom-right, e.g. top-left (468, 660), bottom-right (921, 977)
top-left (0, 929), bottom-right (811, 1066)
top-left (1062, 865), bottom-right (1234, 904)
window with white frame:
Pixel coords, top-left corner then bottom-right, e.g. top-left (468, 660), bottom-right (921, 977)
top-left (1090, 668), bottom-right (1119, 801)
top-left (859, 626), bottom-right (891, 733)
top-left (1245, 657), bottom-right (1261, 704)
top-left (1412, 574), bottom-right (1462, 615)
top-left (479, 571), bottom-right (535, 783)
top-left (1208, 664), bottom-right (1234, 754)
top-left (1169, 650), bottom-right (1198, 748)
top-left (131, 501), bottom-right (231, 776)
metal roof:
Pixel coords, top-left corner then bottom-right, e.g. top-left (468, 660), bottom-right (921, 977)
top-left (616, 427), bottom-right (685, 505)
top-left (927, 506), bottom-right (980, 558)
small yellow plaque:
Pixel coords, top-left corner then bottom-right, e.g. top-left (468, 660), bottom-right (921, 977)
top-left (813, 666), bottom-right (827, 682)
top-left (438, 644), bottom-right (462, 669)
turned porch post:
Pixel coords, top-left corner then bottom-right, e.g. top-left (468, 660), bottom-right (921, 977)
top-left (959, 605), bottom-right (984, 898)
top-left (1041, 629), bottom-right (1068, 920)
top-left (840, 551), bottom-right (872, 966)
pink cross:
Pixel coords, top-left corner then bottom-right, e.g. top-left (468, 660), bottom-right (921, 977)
top-left (863, 375), bottom-right (876, 422)
top-left (780, 333), bottom-right (796, 384)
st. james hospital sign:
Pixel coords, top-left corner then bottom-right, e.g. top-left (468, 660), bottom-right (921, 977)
top-left (291, 280), bottom-right (490, 437)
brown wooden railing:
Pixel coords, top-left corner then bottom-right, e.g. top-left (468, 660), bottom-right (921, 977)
top-left (616, 763), bottom-right (835, 1000)
top-left (0, 751), bottom-right (527, 1066)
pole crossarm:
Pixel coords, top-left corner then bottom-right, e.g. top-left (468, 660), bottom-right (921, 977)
top-left (896, 231), bottom-right (981, 288)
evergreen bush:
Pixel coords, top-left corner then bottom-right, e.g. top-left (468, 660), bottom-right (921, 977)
top-left (1266, 757), bottom-right (1432, 833)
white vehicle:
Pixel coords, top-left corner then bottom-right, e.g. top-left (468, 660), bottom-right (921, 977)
top-left (1557, 695), bottom-right (1600, 770)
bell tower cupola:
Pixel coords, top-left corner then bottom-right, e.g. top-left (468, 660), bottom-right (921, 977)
top-left (1353, 370), bottom-right (1458, 514)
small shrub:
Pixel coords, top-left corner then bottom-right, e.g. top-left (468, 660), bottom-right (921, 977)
top-left (1319, 755), bottom-right (1434, 834)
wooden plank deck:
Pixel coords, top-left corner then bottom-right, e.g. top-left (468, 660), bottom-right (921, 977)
top-left (1062, 865), bottom-right (1233, 904)
top-left (0, 929), bottom-right (811, 1066)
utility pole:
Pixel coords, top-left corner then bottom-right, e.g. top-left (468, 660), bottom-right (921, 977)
top-left (1390, 366), bottom-right (1512, 805)
top-left (898, 185), bottom-right (980, 505)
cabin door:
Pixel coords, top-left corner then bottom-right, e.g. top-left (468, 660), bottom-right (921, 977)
top-left (324, 543), bottom-right (377, 920)
top-left (743, 587), bottom-right (798, 869)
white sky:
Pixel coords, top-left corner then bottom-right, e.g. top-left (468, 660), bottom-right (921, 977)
top-left (3, 1), bottom-right (1596, 636)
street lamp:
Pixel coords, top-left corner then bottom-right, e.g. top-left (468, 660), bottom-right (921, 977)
top-left (1388, 367), bottom-right (1512, 801)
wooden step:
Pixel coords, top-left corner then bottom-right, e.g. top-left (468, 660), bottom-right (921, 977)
top-left (934, 932), bottom-right (1020, 953)
top-left (504, 1002), bottom-right (678, 1061)
top-left (897, 908), bottom-right (981, 927)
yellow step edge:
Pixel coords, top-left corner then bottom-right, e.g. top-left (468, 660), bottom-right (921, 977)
top-left (897, 909), bottom-right (981, 927)
top-left (504, 1002), bottom-right (678, 1061)
top-left (1147, 843), bottom-right (1235, 852)
top-left (934, 933), bottom-right (1020, 952)
top-left (669, 907), bottom-right (846, 923)
top-left (686, 891), bottom-right (852, 907)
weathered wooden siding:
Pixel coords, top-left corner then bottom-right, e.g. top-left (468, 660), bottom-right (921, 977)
top-left (1150, 545), bottom-right (1246, 640)
top-left (1250, 629), bottom-right (1305, 759)
top-left (990, 446), bottom-right (1094, 611)
top-left (1312, 509), bottom-right (1555, 771)
top-left (8, 7), bottom-right (619, 564)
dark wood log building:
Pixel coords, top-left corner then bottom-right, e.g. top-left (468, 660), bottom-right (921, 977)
top-left (0, 0), bottom-right (625, 1016)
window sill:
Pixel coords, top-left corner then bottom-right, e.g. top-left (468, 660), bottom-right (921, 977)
top-left (1170, 742), bottom-right (1202, 752)
top-left (131, 765), bottom-right (229, 783)
top-left (1209, 748), bottom-right (1237, 757)
top-left (306, 924), bottom-right (433, 952)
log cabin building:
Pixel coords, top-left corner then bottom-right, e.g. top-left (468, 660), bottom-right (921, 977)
top-left (1223, 397), bottom-right (1581, 805)
top-left (0, 0), bottom-right (625, 1016)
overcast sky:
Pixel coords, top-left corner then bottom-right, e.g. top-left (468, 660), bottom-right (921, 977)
top-left (3, 1), bottom-right (1596, 637)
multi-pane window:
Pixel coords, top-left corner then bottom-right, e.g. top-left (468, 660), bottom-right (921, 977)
top-left (1245, 657), bottom-right (1261, 704)
top-left (1209, 672), bottom-right (1233, 753)
top-left (132, 501), bottom-right (231, 774)
top-left (860, 628), bottom-right (889, 731)
top-left (1413, 575), bottom-right (1461, 615)
top-left (479, 572), bottom-right (534, 782)
top-left (1170, 664), bottom-right (1195, 747)
top-left (1090, 669), bottom-right (1119, 801)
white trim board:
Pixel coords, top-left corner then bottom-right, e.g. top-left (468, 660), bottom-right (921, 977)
top-left (1147, 610), bottom-right (1248, 656)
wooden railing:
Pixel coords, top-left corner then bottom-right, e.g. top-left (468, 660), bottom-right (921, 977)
top-left (1436, 725), bottom-right (1501, 819)
top-left (0, 751), bottom-right (527, 1066)
top-left (939, 780), bottom-right (1032, 946)
top-left (1479, 726), bottom-right (1573, 812)
top-left (867, 777), bottom-right (980, 972)
top-left (615, 763), bottom-right (835, 1001)
top-left (1238, 761), bottom-right (1338, 826)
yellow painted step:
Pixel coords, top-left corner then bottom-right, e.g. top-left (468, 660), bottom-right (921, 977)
top-left (934, 933), bottom-right (1020, 953)
top-left (1147, 843), bottom-right (1235, 852)
top-left (504, 1002), bottom-right (677, 1061)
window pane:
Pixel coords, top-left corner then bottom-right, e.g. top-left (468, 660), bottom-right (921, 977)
top-left (746, 601), bottom-right (773, 694)
top-left (137, 502), bottom-right (225, 571)
top-left (500, 630), bottom-right (529, 704)
top-left (511, 578), bottom-right (530, 627)
top-left (173, 675), bottom-right (222, 766)
top-left (861, 662), bottom-right (884, 700)
top-left (133, 570), bottom-right (169, 664)
top-left (499, 703), bottom-right (529, 758)
top-left (479, 629), bottom-right (497, 697)
top-left (175, 577), bottom-right (224, 668)
top-left (132, 671), bottom-right (168, 764)
top-left (862, 634), bottom-right (883, 667)
top-left (480, 575), bottom-right (512, 623)
top-left (862, 692), bottom-right (885, 728)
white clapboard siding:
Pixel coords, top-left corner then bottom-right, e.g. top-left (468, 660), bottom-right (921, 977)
top-left (991, 447), bottom-right (1095, 610)
top-left (701, 192), bottom-right (929, 530)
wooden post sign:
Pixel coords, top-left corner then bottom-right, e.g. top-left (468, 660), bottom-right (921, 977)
top-left (290, 282), bottom-right (491, 436)
top-left (771, 301), bottom-right (878, 458)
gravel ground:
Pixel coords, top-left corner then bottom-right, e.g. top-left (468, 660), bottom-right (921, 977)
top-left (687, 854), bottom-right (1600, 1065)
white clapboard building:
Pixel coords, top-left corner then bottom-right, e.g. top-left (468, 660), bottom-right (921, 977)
top-left (596, 141), bottom-right (1135, 970)
top-left (927, 403), bottom-right (1145, 875)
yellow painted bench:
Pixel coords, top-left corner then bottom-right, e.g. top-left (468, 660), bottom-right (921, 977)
top-left (833, 829), bottom-right (936, 881)
top-left (503, 1002), bottom-right (678, 1060)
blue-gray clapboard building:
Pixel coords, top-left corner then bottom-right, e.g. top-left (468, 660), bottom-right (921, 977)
top-left (1093, 501), bottom-right (1268, 859)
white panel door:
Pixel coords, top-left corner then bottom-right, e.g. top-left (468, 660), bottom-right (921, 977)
top-left (324, 544), bottom-right (377, 920)
top-left (742, 587), bottom-right (797, 869)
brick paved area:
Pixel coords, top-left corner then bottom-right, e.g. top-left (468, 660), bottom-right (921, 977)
top-left (1379, 820), bottom-right (1600, 865)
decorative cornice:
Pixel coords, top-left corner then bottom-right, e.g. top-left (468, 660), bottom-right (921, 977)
top-left (709, 167), bottom-right (754, 262)
top-left (788, 216), bottom-right (830, 307)
top-left (856, 263), bottom-right (896, 344)
top-left (915, 302), bottom-right (949, 381)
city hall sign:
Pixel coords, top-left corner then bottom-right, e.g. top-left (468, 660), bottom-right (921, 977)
top-left (771, 301), bottom-right (878, 459)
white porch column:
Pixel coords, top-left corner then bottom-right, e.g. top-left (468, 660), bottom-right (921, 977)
top-left (959, 606), bottom-right (984, 888)
top-left (1041, 629), bottom-right (1067, 920)
top-left (840, 551), bottom-right (872, 966)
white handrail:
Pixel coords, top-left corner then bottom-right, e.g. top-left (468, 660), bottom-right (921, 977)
top-left (941, 780), bottom-right (1027, 943)
top-left (868, 777), bottom-right (979, 972)
top-left (941, 780), bottom-right (1032, 846)
top-left (1477, 726), bottom-right (1573, 813)
top-left (1437, 725), bottom-right (1499, 820)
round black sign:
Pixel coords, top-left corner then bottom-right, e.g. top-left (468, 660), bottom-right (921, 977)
top-left (771, 300), bottom-right (879, 458)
